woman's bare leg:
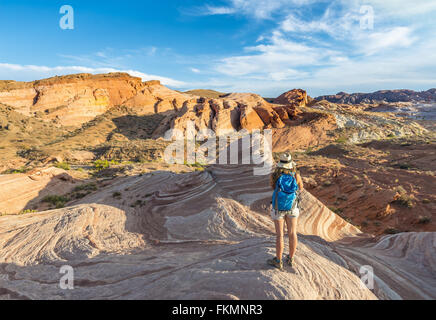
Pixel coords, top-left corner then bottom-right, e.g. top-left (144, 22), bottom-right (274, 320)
top-left (285, 216), bottom-right (298, 259)
top-left (274, 218), bottom-right (284, 260)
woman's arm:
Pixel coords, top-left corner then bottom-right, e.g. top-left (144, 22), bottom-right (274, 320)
top-left (296, 172), bottom-right (304, 190)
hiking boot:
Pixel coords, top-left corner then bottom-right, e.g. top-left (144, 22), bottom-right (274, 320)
top-left (285, 254), bottom-right (294, 267)
top-left (267, 257), bottom-right (283, 270)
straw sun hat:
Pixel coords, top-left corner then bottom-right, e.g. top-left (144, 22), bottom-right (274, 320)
top-left (277, 153), bottom-right (294, 170)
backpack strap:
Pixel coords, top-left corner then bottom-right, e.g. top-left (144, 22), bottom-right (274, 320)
top-left (274, 179), bottom-right (280, 210)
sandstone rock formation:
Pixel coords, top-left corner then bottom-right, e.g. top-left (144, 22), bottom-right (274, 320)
top-left (0, 158), bottom-right (434, 299)
top-left (0, 74), bottom-right (302, 134)
top-left (272, 112), bottom-right (337, 152)
top-left (239, 104), bottom-right (265, 131)
top-left (0, 76), bottom-right (434, 299)
top-left (153, 91), bottom-right (302, 138)
top-left (0, 73), bottom-right (144, 126)
top-left (273, 88), bottom-right (308, 107)
top-left (0, 167), bottom-right (77, 214)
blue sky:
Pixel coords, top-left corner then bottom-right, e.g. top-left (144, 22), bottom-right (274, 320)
top-left (0, 0), bottom-right (435, 97)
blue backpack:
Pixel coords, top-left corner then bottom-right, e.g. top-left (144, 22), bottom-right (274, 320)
top-left (272, 173), bottom-right (299, 211)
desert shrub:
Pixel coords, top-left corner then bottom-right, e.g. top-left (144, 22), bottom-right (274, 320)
top-left (183, 161), bottom-right (205, 167)
top-left (417, 216), bottom-right (431, 224)
top-left (2, 166), bottom-right (29, 174)
top-left (393, 163), bottom-right (413, 170)
top-left (392, 186), bottom-right (415, 208)
top-left (42, 195), bottom-right (69, 208)
top-left (73, 182), bottom-right (97, 192)
top-left (94, 160), bottom-right (110, 171)
top-left (54, 161), bottom-right (70, 170)
top-left (131, 199), bottom-right (145, 207)
top-left (112, 191), bottom-right (122, 198)
top-left (73, 192), bottom-right (87, 199)
top-left (328, 206), bottom-right (343, 214)
top-left (18, 209), bottom-right (37, 215)
top-left (393, 194), bottom-right (414, 208)
top-left (384, 227), bottom-right (401, 234)
top-left (395, 185), bottom-right (407, 194)
top-left (69, 182), bottom-right (98, 199)
top-left (336, 137), bottom-right (347, 144)
top-left (94, 159), bottom-right (119, 172)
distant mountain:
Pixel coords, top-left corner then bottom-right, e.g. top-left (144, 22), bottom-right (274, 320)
top-left (183, 89), bottom-right (227, 99)
top-left (316, 88), bottom-right (436, 104)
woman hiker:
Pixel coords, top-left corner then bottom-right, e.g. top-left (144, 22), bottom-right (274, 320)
top-left (267, 153), bottom-right (304, 270)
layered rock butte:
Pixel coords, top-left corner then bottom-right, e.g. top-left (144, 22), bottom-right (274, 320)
top-left (0, 73), bottom-right (304, 131)
top-left (0, 73), bottom-right (435, 300)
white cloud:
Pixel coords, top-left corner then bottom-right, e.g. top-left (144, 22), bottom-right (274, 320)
top-left (203, 36), bottom-right (436, 97)
top-left (202, 0), bottom-right (436, 96)
top-left (363, 27), bottom-right (417, 55)
top-left (190, 68), bottom-right (201, 73)
top-left (0, 63), bottom-right (187, 88)
top-left (280, 7), bottom-right (361, 39)
top-left (363, 0), bottom-right (436, 17)
top-left (202, 5), bottom-right (236, 15)
top-left (196, 0), bottom-right (317, 19)
top-left (215, 30), bottom-right (343, 79)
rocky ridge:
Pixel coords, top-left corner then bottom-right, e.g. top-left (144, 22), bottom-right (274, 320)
top-left (317, 89), bottom-right (436, 104)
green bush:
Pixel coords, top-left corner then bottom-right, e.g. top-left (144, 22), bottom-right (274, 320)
top-left (336, 137), bottom-right (347, 144)
top-left (323, 180), bottom-right (332, 187)
top-left (392, 186), bottom-right (415, 208)
top-left (394, 163), bottom-right (413, 170)
top-left (384, 228), bottom-right (401, 234)
top-left (18, 209), bottom-right (38, 215)
top-left (73, 182), bottom-right (97, 192)
top-left (328, 206), bottom-right (343, 214)
top-left (54, 162), bottom-right (70, 170)
top-left (94, 159), bottom-right (119, 172)
top-left (418, 216), bottom-right (431, 224)
top-left (2, 166), bottom-right (29, 174)
top-left (42, 195), bottom-right (69, 208)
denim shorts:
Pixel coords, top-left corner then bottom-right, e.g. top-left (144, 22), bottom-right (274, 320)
top-left (270, 206), bottom-right (300, 220)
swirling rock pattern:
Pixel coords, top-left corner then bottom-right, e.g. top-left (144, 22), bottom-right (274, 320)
top-left (0, 162), bottom-right (434, 300)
